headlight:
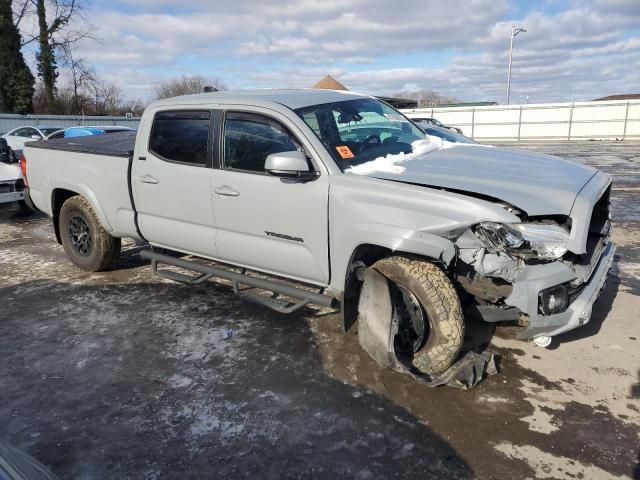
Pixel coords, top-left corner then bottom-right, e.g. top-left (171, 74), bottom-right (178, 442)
top-left (475, 222), bottom-right (570, 260)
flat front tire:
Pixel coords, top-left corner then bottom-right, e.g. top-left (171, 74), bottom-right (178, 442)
top-left (373, 256), bottom-right (464, 376)
top-left (59, 196), bottom-right (121, 272)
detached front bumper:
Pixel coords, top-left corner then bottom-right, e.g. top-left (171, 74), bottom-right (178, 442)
top-left (505, 240), bottom-right (616, 339)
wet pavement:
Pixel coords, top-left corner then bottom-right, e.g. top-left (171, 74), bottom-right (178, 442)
top-left (1, 141), bottom-right (639, 479)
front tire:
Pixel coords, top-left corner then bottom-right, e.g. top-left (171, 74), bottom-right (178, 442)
top-left (373, 256), bottom-right (464, 376)
top-left (59, 196), bottom-right (121, 271)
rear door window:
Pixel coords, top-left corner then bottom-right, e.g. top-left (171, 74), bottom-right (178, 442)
top-left (149, 110), bottom-right (211, 166)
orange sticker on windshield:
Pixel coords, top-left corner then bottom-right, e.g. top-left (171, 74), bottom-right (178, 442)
top-left (335, 145), bottom-right (355, 159)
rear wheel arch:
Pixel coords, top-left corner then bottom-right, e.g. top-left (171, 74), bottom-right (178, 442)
top-left (52, 189), bottom-right (79, 244)
top-left (51, 188), bottom-right (112, 244)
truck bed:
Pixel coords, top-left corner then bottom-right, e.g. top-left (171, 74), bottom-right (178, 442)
top-left (26, 131), bottom-right (136, 158)
top-left (24, 131), bottom-right (139, 239)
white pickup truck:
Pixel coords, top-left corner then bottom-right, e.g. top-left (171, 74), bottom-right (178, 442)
top-left (23, 89), bottom-right (615, 378)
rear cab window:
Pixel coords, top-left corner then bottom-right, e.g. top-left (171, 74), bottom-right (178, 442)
top-left (148, 110), bottom-right (211, 166)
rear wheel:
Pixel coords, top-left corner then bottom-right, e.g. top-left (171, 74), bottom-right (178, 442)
top-left (373, 256), bottom-right (464, 376)
top-left (59, 196), bottom-right (121, 271)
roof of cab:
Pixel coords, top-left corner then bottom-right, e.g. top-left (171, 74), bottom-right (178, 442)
top-left (149, 88), bottom-right (370, 111)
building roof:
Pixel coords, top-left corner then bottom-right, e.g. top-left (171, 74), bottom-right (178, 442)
top-left (313, 75), bottom-right (348, 91)
top-left (150, 88), bottom-right (368, 111)
top-left (592, 94), bottom-right (640, 101)
top-left (438, 101), bottom-right (498, 108)
top-left (376, 96), bottom-right (418, 109)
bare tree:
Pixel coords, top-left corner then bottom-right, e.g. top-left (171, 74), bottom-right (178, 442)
top-left (59, 43), bottom-right (94, 113)
top-left (13, 0), bottom-right (92, 111)
top-left (34, 72), bottom-right (126, 116)
top-left (119, 98), bottom-right (146, 117)
top-left (153, 75), bottom-right (227, 100)
top-left (13, 0), bottom-right (91, 47)
top-left (89, 79), bottom-right (122, 115)
top-left (31, 80), bottom-right (50, 113)
top-left (394, 89), bottom-right (460, 108)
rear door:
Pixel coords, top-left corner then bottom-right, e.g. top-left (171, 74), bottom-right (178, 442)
top-left (133, 109), bottom-right (219, 258)
top-left (211, 109), bottom-right (330, 285)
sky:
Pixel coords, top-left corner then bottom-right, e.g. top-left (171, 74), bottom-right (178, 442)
top-left (21, 0), bottom-right (640, 104)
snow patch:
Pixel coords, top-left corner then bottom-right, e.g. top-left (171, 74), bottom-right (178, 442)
top-left (344, 137), bottom-right (461, 175)
top-left (494, 442), bottom-right (623, 480)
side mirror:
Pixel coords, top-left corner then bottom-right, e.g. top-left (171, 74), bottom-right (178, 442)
top-left (30, 135), bottom-right (41, 139)
top-left (265, 151), bottom-right (317, 182)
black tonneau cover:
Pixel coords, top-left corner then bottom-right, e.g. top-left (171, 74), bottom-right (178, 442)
top-left (26, 131), bottom-right (136, 158)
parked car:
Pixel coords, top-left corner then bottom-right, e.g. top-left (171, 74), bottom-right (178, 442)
top-left (416, 123), bottom-right (478, 144)
top-left (410, 117), bottom-right (463, 134)
top-left (22, 90), bottom-right (615, 378)
top-left (2, 126), bottom-right (64, 155)
top-left (45, 126), bottom-right (135, 139)
top-left (0, 138), bottom-right (33, 214)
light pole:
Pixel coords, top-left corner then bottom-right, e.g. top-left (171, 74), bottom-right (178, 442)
top-left (506, 25), bottom-right (526, 105)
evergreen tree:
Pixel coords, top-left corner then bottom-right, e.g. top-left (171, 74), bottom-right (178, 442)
top-left (0, 0), bottom-right (35, 113)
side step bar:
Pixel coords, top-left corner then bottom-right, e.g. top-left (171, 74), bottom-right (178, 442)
top-left (140, 250), bottom-right (336, 313)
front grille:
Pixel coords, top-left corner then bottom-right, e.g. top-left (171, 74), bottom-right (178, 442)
top-left (0, 183), bottom-right (14, 194)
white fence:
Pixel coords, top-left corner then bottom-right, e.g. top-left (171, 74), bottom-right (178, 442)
top-left (0, 114), bottom-right (140, 135)
top-left (5, 101), bottom-right (639, 142)
top-left (402, 99), bottom-right (640, 142)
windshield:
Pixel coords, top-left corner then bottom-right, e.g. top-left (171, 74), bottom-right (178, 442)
top-left (295, 98), bottom-right (427, 170)
top-left (40, 127), bottom-right (64, 136)
top-left (420, 124), bottom-right (478, 144)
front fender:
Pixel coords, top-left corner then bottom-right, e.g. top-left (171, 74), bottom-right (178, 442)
top-left (328, 222), bottom-right (457, 295)
top-left (351, 223), bottom-right (456, 264)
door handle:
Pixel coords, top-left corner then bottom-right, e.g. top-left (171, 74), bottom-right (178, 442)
top-left (139, 175), bottom-right (159, 184)
top-left (214, 186), bottom-right (239, 197)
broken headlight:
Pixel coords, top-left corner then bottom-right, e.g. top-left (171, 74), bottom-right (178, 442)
top-left (474, 222), bottom-right (570, 260)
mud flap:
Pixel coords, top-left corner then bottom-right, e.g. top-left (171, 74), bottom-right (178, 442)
top-left (357, 268), bottom-right (497, 389)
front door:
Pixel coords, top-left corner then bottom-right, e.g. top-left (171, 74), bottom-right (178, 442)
top-left (133, 109), bottom-right (218, 258)
top-left (211, 110), bottom-right (330, 285)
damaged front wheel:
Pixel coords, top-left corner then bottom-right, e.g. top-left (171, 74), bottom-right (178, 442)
top-left (373, 256), bottom-right (465, 376)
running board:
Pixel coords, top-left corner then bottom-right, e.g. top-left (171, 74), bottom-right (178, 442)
top-left (140, 250), bottom-right (336, 313)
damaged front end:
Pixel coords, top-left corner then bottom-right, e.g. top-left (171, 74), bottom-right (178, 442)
top-left (452, 178), bottom-right (615, 344)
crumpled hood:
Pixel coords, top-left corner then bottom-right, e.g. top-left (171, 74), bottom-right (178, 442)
top-left (372, 146), bottom-right (597, 215)
top-left (0, 162), bottom-right (21, 182)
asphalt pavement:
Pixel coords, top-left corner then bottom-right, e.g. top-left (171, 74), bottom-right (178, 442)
top-left (0, 141), bottom-right (638, 479)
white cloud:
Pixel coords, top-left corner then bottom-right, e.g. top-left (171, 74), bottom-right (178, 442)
top-left (19, 0), bottom-right (640, 103)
